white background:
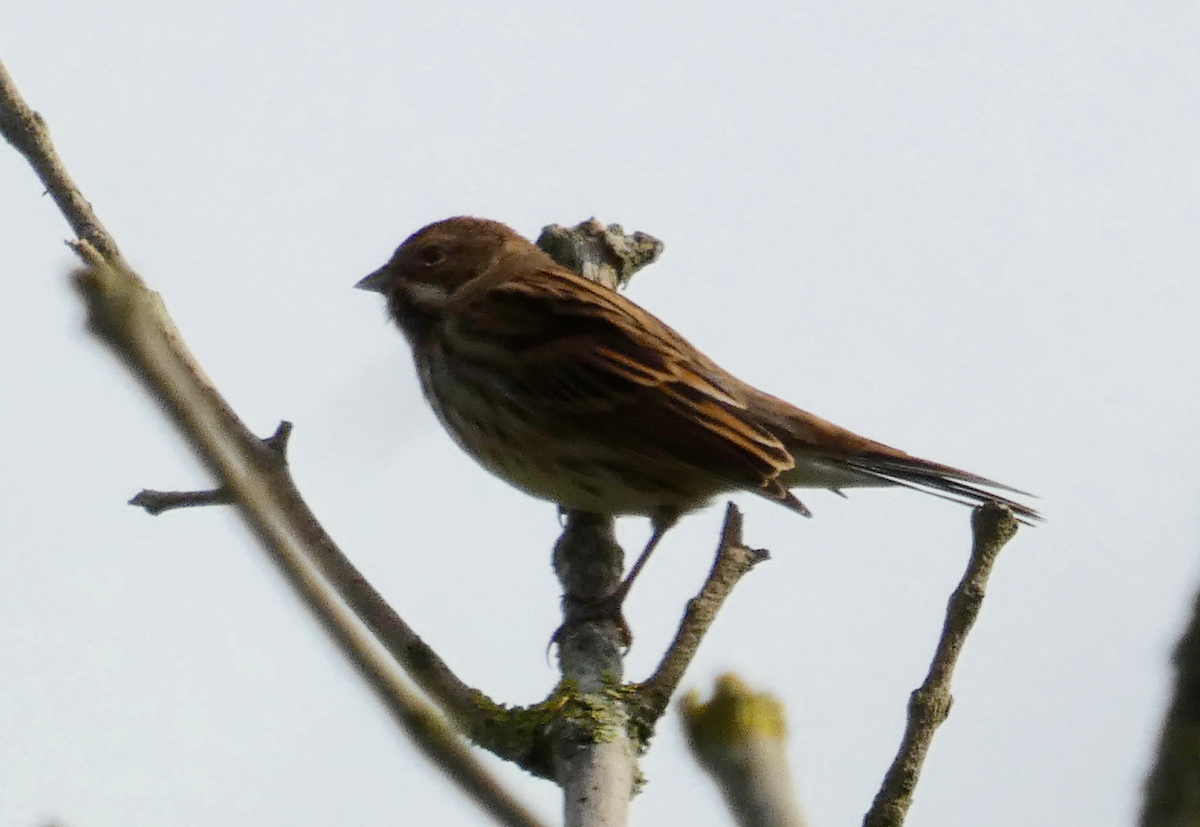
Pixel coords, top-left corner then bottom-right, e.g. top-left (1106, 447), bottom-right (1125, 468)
top-left (2, 2), bottom-right (1198, 826)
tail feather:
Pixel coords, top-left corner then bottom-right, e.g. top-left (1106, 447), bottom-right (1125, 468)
top-left (840, 453), bottom-right (1043, 524)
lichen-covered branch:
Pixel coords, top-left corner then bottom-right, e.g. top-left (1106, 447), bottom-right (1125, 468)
top-left (536, 218), bottom-right (663, 292)
top-left (538, 498), bottom-right (768, 827)
top-left (534, 225), bottom-right (662, 827)
top-left (549, 512), bottom-right (634, 827)
top-left (681, 674), bottom-right (809, 827)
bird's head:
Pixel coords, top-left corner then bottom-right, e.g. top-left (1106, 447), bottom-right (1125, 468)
top-left (357, 216), bottom-right (528, 340)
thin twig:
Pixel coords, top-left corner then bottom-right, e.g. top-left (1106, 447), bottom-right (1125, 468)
top-left (863, 502), bottom-right (1020, 827)
top-left (631, 503), bottom-right (770, 735)
top-left (0, 56), bottom-right (548, 827)
top-left (0, 60), bottom-right (125, 266)
top-left (129, 424), bottom-right (295, 514)
top-left (129, 487), bottom-right (236, 514)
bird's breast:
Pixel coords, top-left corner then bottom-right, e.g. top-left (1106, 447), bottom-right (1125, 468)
top-left (412, 338), bottom-right (713, 517)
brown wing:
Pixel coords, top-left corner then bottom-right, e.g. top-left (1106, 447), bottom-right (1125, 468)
top-left (447, 262), bottom-right (810, 513)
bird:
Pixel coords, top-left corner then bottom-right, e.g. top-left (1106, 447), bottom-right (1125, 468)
top-left (357, 216), bottom-right (1039, 593)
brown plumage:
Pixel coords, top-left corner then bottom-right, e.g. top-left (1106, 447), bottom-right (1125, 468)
top-left (357, 217), bottom-right (1041, 534)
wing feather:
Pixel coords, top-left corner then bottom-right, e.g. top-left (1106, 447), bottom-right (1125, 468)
top-left (448, 264), bottom-right (800, 503)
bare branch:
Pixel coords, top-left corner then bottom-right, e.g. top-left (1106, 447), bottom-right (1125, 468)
top-left (631, 503), bottom-right (770, 734)
top-left (0, 60), bottom-right (125, 266)
top-left (129, 424), bottom-right (295, 514)
top-left (863, 502), bottom-right (1020, 827)
top-left (129, 487), bottom-right (236, 514)
top-left (1, 56), bottom-right (548, 827)
top-left (550, 512), bottom-right (635, 827)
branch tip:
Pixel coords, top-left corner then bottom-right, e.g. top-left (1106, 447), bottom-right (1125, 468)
top-left (719, 501), bottom-right (744, 544)
top-left (971, 501), bottom-right (1020, 551)
top-left (633, 506), bottom-right (771, 730)
top-left (536, 218), bottom-right (663, 292)
top-left (682, 673), bottom-right (809, 827)
top-left (264, 420), bottom-right (294, 454)
top-left (129, 487), bottom-right (236, 515)
top-left (863, 503), bottom-right (1020, 827)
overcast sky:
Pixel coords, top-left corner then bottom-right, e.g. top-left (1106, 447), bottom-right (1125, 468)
top-left (3, 2), bottom-right (1199, 826)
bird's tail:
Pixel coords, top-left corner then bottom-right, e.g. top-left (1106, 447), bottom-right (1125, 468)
top-left (743, 390), bottom-right (1043, 523)
top-left (832, 452), bottom-right (1043, 524)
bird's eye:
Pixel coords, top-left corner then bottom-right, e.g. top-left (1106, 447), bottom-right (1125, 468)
top-left (418, 245), bottom-right (445, 266)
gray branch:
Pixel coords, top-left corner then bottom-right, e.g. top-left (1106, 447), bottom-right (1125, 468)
top-left (537, 228), bottom-right (774, 827)
top-left (633, 503), bottom-right (769, 730)
top-left (551, 513), bottom-right (635, 827)
top-left (537, 219), bottom-right (664, 292)
top-left (0, 55), bottom-right (548, 827)
top-left (863, 502), bottom-right (1020, 827)
top-left (535, 223), bottom-right (663, 827)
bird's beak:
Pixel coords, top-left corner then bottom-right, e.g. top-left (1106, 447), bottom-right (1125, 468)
top-left (355, 267), bottom-right (389, 293)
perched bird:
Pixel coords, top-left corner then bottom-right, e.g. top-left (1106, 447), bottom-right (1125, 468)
top-left (357, 217), bottom-right (1039, 586)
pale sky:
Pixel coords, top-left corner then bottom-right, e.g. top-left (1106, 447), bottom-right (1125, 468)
top-left (2, 3), bottom-right (1199, 826)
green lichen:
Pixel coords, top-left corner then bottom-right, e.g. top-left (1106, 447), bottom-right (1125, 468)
top-left (462, 676), bottom-right (659, 780)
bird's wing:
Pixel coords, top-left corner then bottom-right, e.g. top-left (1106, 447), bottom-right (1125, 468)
top-left (447, 264), bottom-right (809, 513)
top-left (450, 262), bottom-right (1042, 524)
